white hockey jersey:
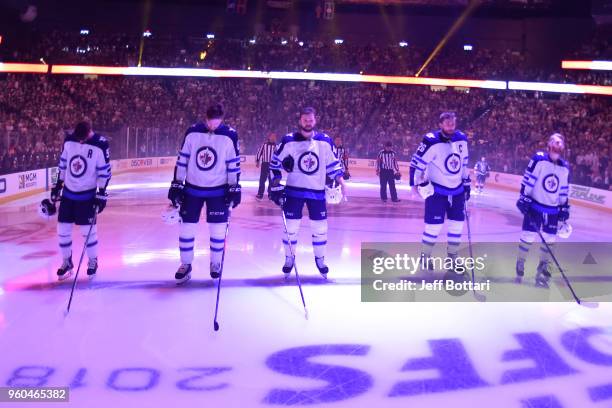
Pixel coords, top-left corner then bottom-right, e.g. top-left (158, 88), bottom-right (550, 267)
top-left (409, 130), bottom-right (470, 196)
top-left (174, 123), bottom-right (240, 198)
top-left (58, 133), bottom-right (111, 201)
top-left (521, 151), bottom-right (570, 213)
top-left (270, 132), bottom-right (343, 200)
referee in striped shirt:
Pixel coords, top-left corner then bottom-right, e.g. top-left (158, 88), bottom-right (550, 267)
top-left (255, 132), bottom-right (277, 200)
top-left (376, 141), bottom-right (401, 202)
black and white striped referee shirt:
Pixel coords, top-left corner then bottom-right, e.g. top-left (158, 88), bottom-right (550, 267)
top-left (377, 149), bottom-right (399, 172)
top-left (334, 145), bottom-right (349, 169)
top-left (256, 142), bottom-right (276, 164)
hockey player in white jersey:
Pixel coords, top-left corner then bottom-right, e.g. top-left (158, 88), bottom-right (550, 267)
top-left (168, 104), bottom-right (241, 284)
top-left (269, 107), bottom-right (346, 278)
top-left (409, 112), bottom-right (471, 270)
top-left (515, 133), bottom-right (570, 283)
top-left (49, 121), bottom-right (111, 280)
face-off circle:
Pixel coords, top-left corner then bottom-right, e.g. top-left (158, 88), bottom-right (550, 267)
top-left (542, 174), bottom-right (560, 193)
top-left (444, 153), bottom-right (462, 175)
top-left (298, 151), bottom-right (320, 175)
top-left (69, 155), bottom-right (88, 178)
top-left (195, 146), bottom-right (218, 171)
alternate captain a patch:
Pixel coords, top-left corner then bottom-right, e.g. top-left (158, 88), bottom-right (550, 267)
top-left (195, 146), bottom-right (218, 171)
top-left (298, 151), bottom-right (320, 175)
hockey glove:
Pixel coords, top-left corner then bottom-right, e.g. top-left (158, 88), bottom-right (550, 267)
top-left (226, 184), bottom-right (242, 209)
top-left (168, 181), bottom-right (184, 207)
top-left (463, 178), bottom-right (471, 201)
top-left (282, 156), bottom-right (294, 172)
top-left (95, 189), bottom-right (108, 214)
top-left (558, 203), bottom-right (570, 222)
top-left (50, 180), bottom-right (63, 202)
top-left (269, 184), bottom-right (285, 207)
top-left (417, 181), bottom-right (434, 200)
top-left (516, 195), bottom-right (532, 215)
top-left (464, 185), bottom-right (471, 201)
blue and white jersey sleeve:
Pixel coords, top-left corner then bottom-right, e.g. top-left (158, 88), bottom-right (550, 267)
top-left (521, 154), bottom-right (542, 198)
top-left (409, 133), bottom-right (437, 186)
top-left (95, 136), bottom-right (111, 190)
top-left (58, 143), bottom-right (68, 182)
top-left (174, 130), bottom-right (192, 182)
top-left (224, 129), bottom-right (241, 186)
top-left (325, 140), bottom-right (343, 180)
top-left (269, 134), bottom-right (292, 182)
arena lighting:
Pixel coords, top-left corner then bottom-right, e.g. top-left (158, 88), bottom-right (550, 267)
top-left (399, 41), bottom-right (408, 47)
top-left (249, 38), bottom-right (256, 44)
top-left (334, 39), bottom-right (344, 45)
top-left (47, 65), bottom-right (612, 94)
top-left (51, 65), bottom-right (269, 78)
top-left (508, 81), bottom-right (612, 96)
top-left (80, 29), bottom-right (89, 35)
top-left (464, 44), bottom-right (473, 51)
top-left (206, 33), bottom-right (215, 39)
top-left (561, 60), bottom-right (612, 71)
top-left (0, 62), bottom-right (48, 73)
top-left (143, 30), bottom-right (152, 38)
top-left (49, 65), bottom-right (506, 89)
top-left (281, 39), bottom-right (288, 45)
top-left (416, 0), bottom-right (480, 77)
top-left (298, 41), bottom-right (304, 47)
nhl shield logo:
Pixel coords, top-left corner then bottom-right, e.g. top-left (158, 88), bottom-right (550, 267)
top-left (298, 151), bottom-right (320, 175)
top-left (69, 155), bottom-right (88, 178)
top-left (542, 174), bottom-right (560, 193)
top-left (444, 153), bottom-right (462, 175)
top-left (195, 146), bottom-right (218, 171)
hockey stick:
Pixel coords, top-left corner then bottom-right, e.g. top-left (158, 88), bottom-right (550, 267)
top-left (535, 228), bottom-right (598, 309)
top-left (280, 198), bottom-right (309, 320)
top-left (213, 206), bottom-right (232, 331)
top-left (65, 205), bottom-right (98, 315)
top-left (464, 200), bottom-right (486, 302)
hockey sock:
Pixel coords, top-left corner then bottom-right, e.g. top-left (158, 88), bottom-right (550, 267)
top-left (421, 223), bottom-right (443, 256)
top-left (80, 224), bottom-right (98, 259)
top-left (57, 222), bottom-right (73, 259)
top-left (209, 222), bottom-right (226, 265)
top-left (517, 230), bottom-right (535, 261)
top-left (446, 220), bottom-right (464, 256)
top-left (179, 222), bottom-right (197, 264)
top-left (283, 218), bottom-right (300, 257)
top-left (539, 232), bottom-right (556, 263)
top-left (310, 219), bottom-right (328, 259)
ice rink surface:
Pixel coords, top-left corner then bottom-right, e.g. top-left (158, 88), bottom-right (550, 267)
top-left (1, 169), bottom-right (612, 407)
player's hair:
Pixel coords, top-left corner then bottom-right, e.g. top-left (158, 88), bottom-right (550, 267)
top-left (548, 133), bottom-right (565, 144)
top-left (300, 107), bottom-right (316, 117)
top-left (385, 141), bottom-right (392, 147)
top-left (73, 121), bottom-right (91, 140)
top-left (439, 111), bottom-right (456, 123)
top-left (206, 104), bottom-right (225, 119)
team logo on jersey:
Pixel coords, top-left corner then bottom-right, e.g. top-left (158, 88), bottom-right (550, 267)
top-left (543, 174), bottom-right (560, 193)
top-left (195, 146), bottom-right (217, 171)
top-left (444, 153), bottom-right (462, 175)
top-left (69, 155), bottom-right (88, 178)
top-left (298, 151), bottom-right (320, 175)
